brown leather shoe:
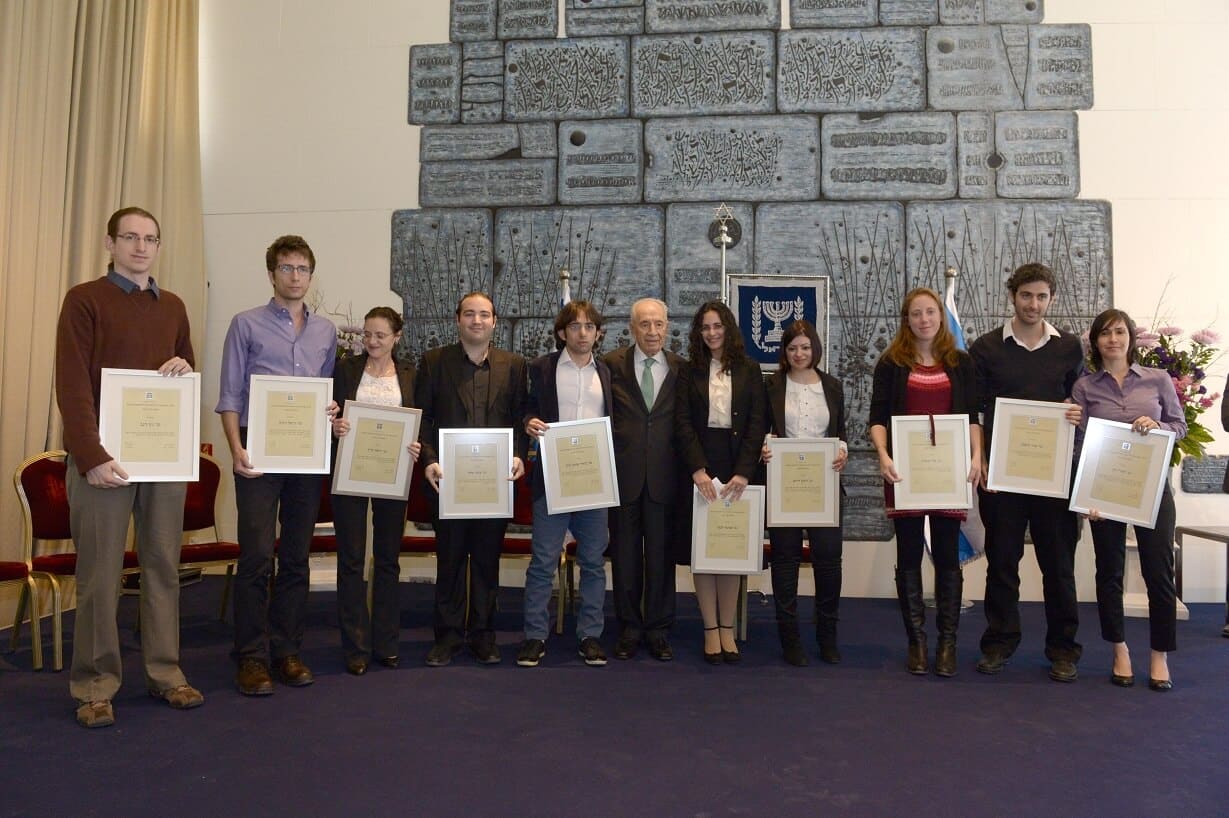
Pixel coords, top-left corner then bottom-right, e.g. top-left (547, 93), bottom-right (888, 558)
top-left (275, 654), bottom-right (315, 687)
top-left (76, 700), bottom-right (115, 728)
top-left (236, 658), bottom-right (274, 696)
top-left (149, 684), bottom-right (205, 709)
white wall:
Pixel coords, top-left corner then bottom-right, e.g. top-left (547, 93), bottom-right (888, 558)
top-left (198, 0), bottom-right (1229, 602)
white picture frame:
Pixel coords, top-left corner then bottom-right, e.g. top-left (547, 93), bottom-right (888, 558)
top-left (538, 416), bottom-right (620, 515)
top-left (890, 414), bottom-right (972, 510)
top-left (98, 368), bottom-right (201, 482)
top-left (437, 427), bottom-right (515, 519)
top-left (986, 398), bottom-right (1076, 498)
top-left (765, 437), bottom-right (841, 527)
top-left (246, 375), bottom-right (332, 474)
top-left (331, 402), bottom-right (423, 500)
top-left (1069, 417), bottom-right (1176, 528)
top-left (690, 483), bottom-right (766, 574)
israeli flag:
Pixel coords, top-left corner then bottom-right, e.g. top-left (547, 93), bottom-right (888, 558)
top-left (945, 274), bottom-right (985, 567)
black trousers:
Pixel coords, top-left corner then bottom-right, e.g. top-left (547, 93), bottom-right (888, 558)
top-left (893, 515), bottom-right (961, 571)
top-left (432, 516), bottom-right (507, 646)
top-left (609, 490), bottom-right (676, 638)
top-left (232, 472), bottom-right (323, 662)
top-left (332, 493), bottom-right (407, 660)
top-left (978, 490), bottom-right (1082, 662)
top-left (768, 524), bottom-right (842, 631)
top-left (1089, 483), bottom-right (1178, 652)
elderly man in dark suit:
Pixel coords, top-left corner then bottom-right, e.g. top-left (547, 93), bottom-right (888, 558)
top-left (416, 291), bottom-right (528, 667)
top-left (517, 300), bottom-right (615, 667)
top-left (603, 298), bottom-right (684, 660)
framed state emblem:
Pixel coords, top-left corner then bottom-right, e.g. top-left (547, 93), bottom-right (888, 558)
top-left (727, 275), bottom-right (830, 373)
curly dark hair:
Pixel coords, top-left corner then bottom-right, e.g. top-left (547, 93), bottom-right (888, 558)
top-left (687, 300), bottom-right (745, 373)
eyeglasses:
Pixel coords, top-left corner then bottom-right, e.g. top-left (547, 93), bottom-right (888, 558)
top-left (566, 322), bottom-right (598, 332)
top-left (116, 232), bottom-right (160, 246)
top-left (362, 331), bottom-right (395, 341)
top-left (275, 264), bottom-right (313, 275)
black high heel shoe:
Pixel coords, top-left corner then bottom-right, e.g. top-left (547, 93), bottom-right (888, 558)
top-left (1148, 677), bottom-right (1173, 692)
top-left (718, 625), bottom-right (740, 664)
top-left (703, 627), bottom-right (722, 665)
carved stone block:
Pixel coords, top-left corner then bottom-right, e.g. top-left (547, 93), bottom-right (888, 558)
top-left (778, 28), bottom-right (926, 113)
top-left (504, 38), bottom-right (630, 121)
top-left (420, 124), bottom-right (518, 161)
top-left (644, 0), bottom-right (781, 34)
top-left (408, 44), bottom-right (462, 125)
top-left (559, 119), bottom-right (644, 205)
top-left (905, 200), bottom-right (1112, 341)
top-left (664, 202), bottom-right (755, 315)
top-left (566, 0), bottom-right (645, 37)
top-left (498, 0), bottom-right (557, 39)
top-left (1025, 24), bottom-right (1093, 110)
top-left (451, 0), bottom-right (497, 42)
top-left (420, 159), bottom-right (557, 207)
top-left (821, 112), bottom-right (957, 200)
top-left (995, 110), bottom-right (1078, 198)
top-left (986, 0), bottom-right (1043, 24)
top-left (1180, 456), bottom-right (1229, 494)
top-left (461, 41), bottom-right (504, 123)
top-left (956, 111), bottom-right (996, 198)
top-left (927, 25), bottom-right (1024, 110)
top-left (879, 0), bottom-right (936, 25)
top-left (390, 209), bottom-right (493, 320)
top-left (790, 0), bottom-right (877, 29)
top-left (938, 0), bottom-right (982, 24)
top-left (631, 31), bottom-right (776, 117)
top-left (493, 206), bottom-right (665, 320)
top-left (644, 115), bottom-right (820, 202)
top-left (519, 123), bottom-right (558, 157)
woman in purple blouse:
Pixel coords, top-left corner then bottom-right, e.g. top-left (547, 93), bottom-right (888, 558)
top-left (1071, 309), bottom-right (1186, 692)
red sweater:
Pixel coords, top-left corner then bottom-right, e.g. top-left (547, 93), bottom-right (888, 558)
top-left (54, 274), bottom-right (194, 473)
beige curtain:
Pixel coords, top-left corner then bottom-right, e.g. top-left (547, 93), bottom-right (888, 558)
top-left (0, 0), bottom-right (203, 574)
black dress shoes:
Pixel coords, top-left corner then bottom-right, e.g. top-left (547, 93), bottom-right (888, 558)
top-left (976, 652), bottom-right (1008, 675)
top-left (1048, 659), bottom-right (1078, 683)
top-left (614, 632), bottom-right (639, 660)
top-left (345, 656), bottom-right (369, 676)
top-left (1148, 677), bottom-right (1173, 692)
top-left (470, 636), bottom-right (501, 665)
top-left (376, 655), bottom-right (399, 669)
top-left (1110, 672), bottom-right (1135, 687)
top-left (647, 636), bottom-right (673, 661)
top-left (425, 642), bottom-right (462, 667)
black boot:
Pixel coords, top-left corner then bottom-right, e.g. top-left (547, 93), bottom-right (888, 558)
top-left (772, 557), bottom-right (807, 666)
top-left (816, 614), bottom-right (840, 664)
top-left (778, 623), bottom-right (808, 667)
top-left (934, 568), bottom-right (963, 678)
top-left (895, 568), bottom-right (928, 675)
top-left (815, 556), bottom-right (842, 664)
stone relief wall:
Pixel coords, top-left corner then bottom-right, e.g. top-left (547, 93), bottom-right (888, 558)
top-left (400, 0), bottom-right (1111, 540)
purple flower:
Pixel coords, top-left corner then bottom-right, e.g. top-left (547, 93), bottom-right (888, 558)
top-left (1136, 331), bottom-right (1160, 344)
top-left (1157, 325), bottom-right (1183, 336)
top-left (1191, 328), bottom-right (1221, 346)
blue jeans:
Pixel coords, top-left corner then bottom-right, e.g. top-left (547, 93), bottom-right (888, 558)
top-left (523, 496), bottom-right (608, 641)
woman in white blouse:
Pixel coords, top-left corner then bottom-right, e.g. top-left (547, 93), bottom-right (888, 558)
top-left (330, 307), bottom-right (421, 675)
top-left (676, 301), bottom-right (768, 664)
top-left (761, 320), bottom-right (848, 666)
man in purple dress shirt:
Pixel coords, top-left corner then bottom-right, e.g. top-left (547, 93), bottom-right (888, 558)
top-left (216, 235), bottom-right (337, 696)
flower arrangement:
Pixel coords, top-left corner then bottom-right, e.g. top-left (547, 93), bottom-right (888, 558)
top-left (1135, 324), bottom-right (1222, 464)
top-left (306, 291), bottom-right (364, 360)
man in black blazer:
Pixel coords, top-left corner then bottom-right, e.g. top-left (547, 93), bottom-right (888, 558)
top-left (416, 292), bottom-right (528, 667)
top-left (517, 300), bottom-right (615, 667)
top-left (603, 298), bottom-right (684, 660)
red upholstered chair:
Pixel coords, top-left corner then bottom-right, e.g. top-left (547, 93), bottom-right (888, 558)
top-left (2, 558), bottom-right (41, 670)
top-left (401, 457), bottom-right (436, 555)
top-left (179, 453), bottom-right (240, 620)
top-left (11, 450), bottom-right (138, 671)
top-left (274, 478), bottom-right (337, 562)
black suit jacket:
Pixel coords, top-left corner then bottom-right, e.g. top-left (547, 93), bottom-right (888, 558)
top-left (414, 343), bottom-right (529, 468)
top-left (675, 355), bottom-right (768, 481)
top-left (868, 351), bottom-right (979, 455)
top-left (330, 353), bottom-right (417, 472)
top-left (764, 369), bottom-right (846, 443)
top-left (523, 350), bottom-right (614, 500)
top-left (603, 345), bottom-right (683, 503)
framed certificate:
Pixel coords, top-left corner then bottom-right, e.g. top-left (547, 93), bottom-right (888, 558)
top-left (331, 402), bottom-right (423, 500)
top-left (690, 483), bottom-right (766, 574)
top-left (765, 437), bottom-right (840, 527)
top-left (890, 414), bottom-right (972, 510)
top-left (246, 375), bottom-right (332, 473)
top-left (98, 368), bottom-right (200, 481)
top-left (438, 428), bottom-right (514, 519)
top-left (986, 398), bottom-right (1075, 498)
top-left (1069, 418), bottom-right (1176, 527)
top-left (538, 417), bottom-right (620, 515)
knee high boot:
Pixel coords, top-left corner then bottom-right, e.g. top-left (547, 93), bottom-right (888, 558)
top-left (815, 560), bottom-right (841, 664)
top-left (771, 561), bottom-right (808, 667)
top-left (895, 568), bottom-right (927, 675)
top-left (934, 568), bottom-right (963, 678)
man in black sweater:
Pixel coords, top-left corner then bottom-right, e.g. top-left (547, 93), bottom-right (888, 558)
top-left (971, 263), bottom-right (1085, 682)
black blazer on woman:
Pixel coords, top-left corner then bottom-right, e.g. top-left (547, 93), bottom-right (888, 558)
top-left (765, 369), bottom-right (846, 443)
top-left (675, 354), bottom-right (768, 481)
top-left (333, 352), bottom-right (416, 411)
top-left (867, 351), bottom-right (979, 455)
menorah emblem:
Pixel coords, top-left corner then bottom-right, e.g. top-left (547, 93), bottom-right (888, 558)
top-left (750, 295), bottom-right (805, 352)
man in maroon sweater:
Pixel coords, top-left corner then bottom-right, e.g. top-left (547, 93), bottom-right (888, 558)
top-left (54, 207), bottom-right (203, 728)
